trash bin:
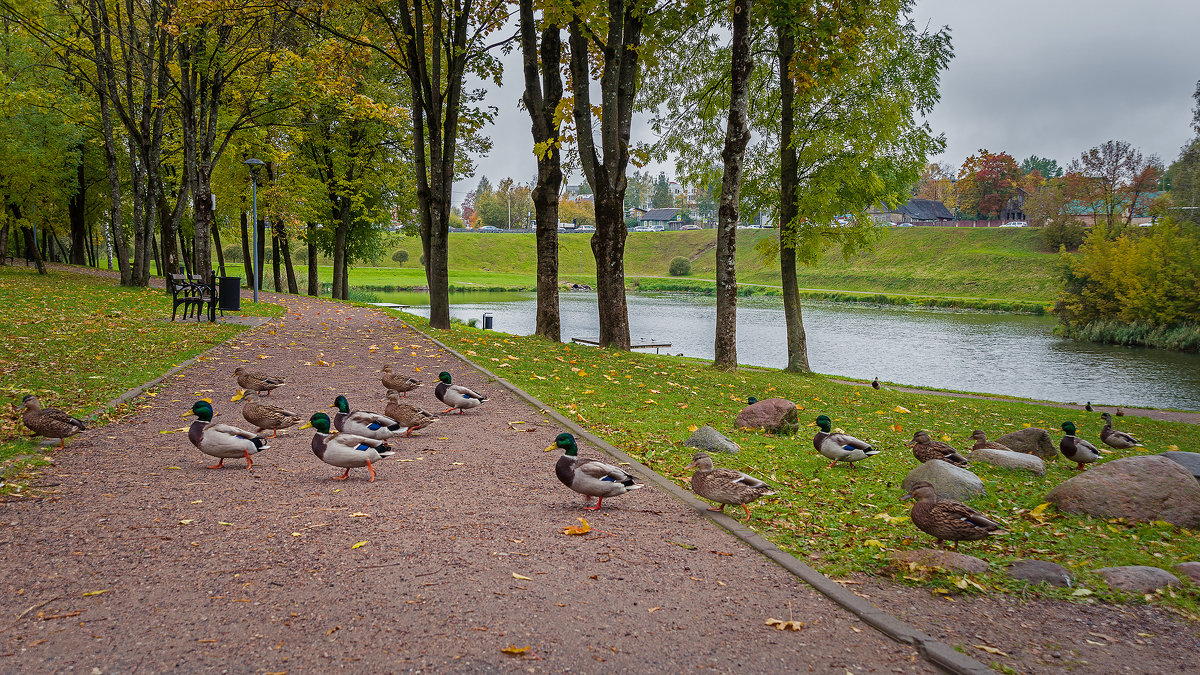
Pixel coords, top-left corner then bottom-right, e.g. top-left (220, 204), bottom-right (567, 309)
top-left (218, 276), bottom-right (242, 311)
top-left (482, 312), bottom-right (494, 330)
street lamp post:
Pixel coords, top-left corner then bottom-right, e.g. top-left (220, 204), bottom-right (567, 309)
top-left (244, 158), bottom-right (265, 303)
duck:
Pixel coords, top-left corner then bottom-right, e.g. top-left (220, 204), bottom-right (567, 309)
top-left (330, 395), bottom-right (402, 440)
top-left (685, 452), bottom-right (774, 518)
top-left (239, 391), bottom-right (300, 438)
top-left (1084, 401), bottom-right (1093, 412)
top-left (184, 400), bottom-right (269, 469)
top-left (434, 371), bottom-right (488, 414)
top-left (233, 366), bottom-right (286, 396)
top-left (549, 432), bottom-right (642, 510)
top-left (381, 365), bottom-right (421, 397)
top-left (1115, 408), bottom-right (1125, 417)
top-left (904, 481), bottom-right (1004, 550)
top-left (871, 377), bottom-right (881, 390)
top-left (384, 391), bottom-right (438, 437)
top-left (968, 430), bottom-right (1013, 452)
top-left (813, 414), bottom-right (880, 469)
top-left (747, 396), bottom-right (759, 405)
top-left (300, 412), bottom-right (395, 482)
top-left (906, 430), bottom-right (970, 467)
top-left (1099, 412), bottom-right (1143, 449)
top-left (21, 395), bottom-right (86, 448)
top-left (1059, 421), bottom-right (1102, 470)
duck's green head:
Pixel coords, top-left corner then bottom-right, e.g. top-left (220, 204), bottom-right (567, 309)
top-left (546, 432), bottom-right (578, 456)
top-left (302, 412), bottom-right (332, 433)
top-left (747, 396), bottom-right (758, 405)
top-left (187, 401), bottom-right (214, 422)
top-left (815, 414), bottom-right (832, 432)
top-left (331, 395), bottom-right (350, 413)
top-left (1062, 421), bottom-right (1077, 435)
top-left (438, 371), bottom-right (452, 384)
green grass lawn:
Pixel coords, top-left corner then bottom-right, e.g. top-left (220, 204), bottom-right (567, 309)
top-left (404, 314), bottom-right (1200, 617)
top-left (0, 266), bottom-right (283, 492)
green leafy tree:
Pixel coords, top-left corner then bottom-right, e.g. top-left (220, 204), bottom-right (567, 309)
top-left (652, 172), bottom-right (672, 208)
top-left (1020, 155), bottom-right (1062, 180)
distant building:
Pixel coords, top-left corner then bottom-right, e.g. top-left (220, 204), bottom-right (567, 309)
top-left (872, 198), bottom-right (954, 224)
top-left (639, 208), bottom-right (693, 229)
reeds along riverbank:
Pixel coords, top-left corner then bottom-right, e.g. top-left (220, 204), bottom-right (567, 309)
top-left (1054, 319), bottom-right (1200, 352)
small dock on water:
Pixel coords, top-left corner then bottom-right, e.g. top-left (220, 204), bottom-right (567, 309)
top-left (368, 302), bottom-right (411, 309)
top-left (571, 337), bottom-right (672, 354)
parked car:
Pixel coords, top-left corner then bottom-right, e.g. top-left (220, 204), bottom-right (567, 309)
top-left (631, 225), bottom-right (650, 232)
top-left (576, 224), bottom-right (595, 233)
top-left (680, 224), bottom-right (701, 230)
top-left (1000, 221), bottom-right (1028, 228)
top-left (736, 224), bottom-right (756, 230)
top-left (646, 224), bottom-right (666, 232)
top-left (478, 225), bottom-right (501, 232)
top-left (896, 222), bottom-right (914, 227)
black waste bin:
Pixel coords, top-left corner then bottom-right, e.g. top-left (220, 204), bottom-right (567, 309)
top-left (218, 276), bottom-right (242, 311)
top-left (482, 312), bottom-right (494, 330)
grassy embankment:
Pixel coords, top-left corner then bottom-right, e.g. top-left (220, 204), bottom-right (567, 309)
top-left (402, 313), bottom-right (1200, 619)
top-left (279, 227), bottom-right (1059, 312)
top-left (0, 266), bottom-right (283, 493)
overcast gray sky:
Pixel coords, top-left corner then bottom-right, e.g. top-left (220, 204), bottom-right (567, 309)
top-left (455, 1), bottom-right (1200, 201)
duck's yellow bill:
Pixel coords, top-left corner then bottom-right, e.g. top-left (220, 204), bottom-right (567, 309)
top-left (299, 422), bottom-right (312, 430)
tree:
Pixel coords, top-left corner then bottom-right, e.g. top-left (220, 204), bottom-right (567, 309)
top-left (651, 171), bottom-right (672, 208)
top-left (1020, 155), bottom-right (1062, 180)
top-left (1068, 140), bottom-right (1144, 229)
top-left (914, 162), bottom-right (955, 205)
top-left (954, 150), bottom-right (1020, 219)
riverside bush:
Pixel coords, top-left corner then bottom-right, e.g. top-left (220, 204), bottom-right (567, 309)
top-left (669, 256), bottom-right (691, 276)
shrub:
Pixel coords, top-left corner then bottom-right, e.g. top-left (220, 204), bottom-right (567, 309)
top-left (293, 246), bottom-right (308, 262)
top-left (1041, 215), bottom-right (1086, 252)
top-left (223, 245), bottom-right (242, 262)
top-left (668, 256), bottom-right (691, 276)
top-left (419, 254), bottom-right (426, 267)
top-left (391, 249), bottom-right (409, 265)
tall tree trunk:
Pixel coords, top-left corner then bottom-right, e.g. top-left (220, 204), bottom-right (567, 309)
top-left (306, 222), bottom-right (318, 296)
top-left (778, 28), bottom-right (810, 373)
top-left (240, 210), bottom-right (253, 285)
top-left (714, 0), bottom-right (753, 370)
top-left (2, 222), bottom-right (11, 264)
top-left (212, 221), bottom-right (225, 277)
top-left (151, 232), bottom-right (162, 277)
top-left (20, 224), bottom-right (46, 274)
top-left (333, 196), bottom-right (349, 301)
top-left (256, 216), bottom-right (266, 292)
top-left (85, 0), bottom-right (131, 285)
top-left (271, 227), bottom-right (281, 293)
top-left (178, 229), bottom-right (193, 277)
top-left (68, 148), bottom-right (87, 265)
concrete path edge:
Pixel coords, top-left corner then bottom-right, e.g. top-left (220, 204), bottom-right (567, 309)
top-left (415, 326), bottom-right (992, 675)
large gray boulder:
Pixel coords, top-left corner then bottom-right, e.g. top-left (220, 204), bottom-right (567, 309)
top-left (892, 550), bottom-right (988, 574)
top-left (1160, 451), bottom-right (1200, 482)
top-left (1046, 456), bottom-right (1200, 528)
top-left (735, 398), bottom-right (799, 435)
top-left (969, 447), bottom-right (1046, 475)
top-left (1176, 562), bottom-right (1200, 583)
top-left (684, 425), bottom-right (740, 455)
top-left (994, 427), bottom-right (1057, 460)
top-left (1008, 559), bottom-right (1073, 587)
top-left (1094, 566), bottom-right (1180, 593)
top-left (902, 461), bottom-right (986, 502)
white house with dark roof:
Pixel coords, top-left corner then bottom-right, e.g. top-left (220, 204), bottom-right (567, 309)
top-left (638, 208), bottom-right (693, 229)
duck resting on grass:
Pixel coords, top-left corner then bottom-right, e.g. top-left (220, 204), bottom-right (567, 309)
top-left (906, 430), bottom-right (970, 467)
top-left (968, 430), bottom-right (1013, 452)
top-left (184, 400), bottom-right (269, 469)
top-left (1059, 421), bottom-right (1102, 470)
top-left (872, 378), bottom-right (881, 390)
top-left (233, 366), bottom-right (286, 396)
top-left (550, 432), bottom-right (642, 510)
top-left (384, 391), bottom-right (438, 437)
top-left (239, 391), bottom-right (300, 438)
top-left (381, 365), bottom-right (421, 397)
top-left (813, 414), bottom-right (880, 469)
top-left (301, 412), bottom-right (395, 482)
top-left (903, 481), bottom-right (1004, 550)
top-left (330, 395), bottom-right (402, 440)
top-left (434, 371), bottom-right (488, 414)
top-left (1099, 412), bottom-right (1143, 450)
top-left (685, 452), bottom-right (774, 518)
top-left (21, 395), bottom-right (86, 448)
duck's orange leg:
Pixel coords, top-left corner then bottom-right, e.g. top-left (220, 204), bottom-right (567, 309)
top-left (366, 460), bottom-right (377, 482)
top-left (243, 450), bottom-right (254, 470)
top-left (332, 468), bottom-right (351, 480)
top-left (583, 497), bottom-right (604, 511)
top-left (742, 503), bottom-right (752, 519)
top-left (206, 458), bottom-right (225, 469)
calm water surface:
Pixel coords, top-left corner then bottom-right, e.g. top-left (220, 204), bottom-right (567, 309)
top-left (382, 290), bottom-right (1200, 411)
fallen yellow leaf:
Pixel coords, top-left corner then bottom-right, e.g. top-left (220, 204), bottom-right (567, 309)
top-left (512, 572), bottom-right (533, 581)
top-left (500, 645), bottom-right (530, 655)
top-left (892, 405), bottom-right (910, 414)
top-left (349, 512), bottom-right (370, 518)
top-left (351, 541), bottom-right (368, 549)
top-left (891, 423), bottom-right (903, 432)
top-left (230, 390), bottom-right (246, 402)
top-left (563, 518), bottom-right (591, 536)
top-left (687, 424), bottom-right (698, 432)
top-left (974, 645), bottom-right (1008, 656)
top-left (82, 590), bottom-right (109, 597)
top-left (764, 618), bottom-right (805, 631)
top-left (218, 521), bottom-right (233, 526)
top-left (179, 519), bottom-right (194, 525)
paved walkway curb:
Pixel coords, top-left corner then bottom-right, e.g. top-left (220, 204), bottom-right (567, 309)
top-left (415, 326), bottom-right (992, 675)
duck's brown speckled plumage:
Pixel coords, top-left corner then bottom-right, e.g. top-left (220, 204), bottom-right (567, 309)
top-left (240, 392), bottom-right (300, 438)
top-left (21, 395), bottom-right (85, 447)
top-left (906, 481), bottom-right (1003, 550)
top-left (1099, 412), bottom-right (1142, 449)
top-left (907, 430), bottom-right (970, 467)
top-left (384, 391), bottom-right (439, 437)
top-left (686, 452), bottom-right (774, 518)
top-left (233, 367), bottom-right (286, 396)
top-left (381, 365), bottom-right (421, 396)
top-left (968, 430), bottom-right (1013, 452)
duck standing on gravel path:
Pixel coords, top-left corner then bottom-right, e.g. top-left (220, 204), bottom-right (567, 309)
top-left (301, 412), bottom-right (395, 482)
top-left (906, 430), bottom-right (970, 467)
top-left (434, 371), bottom-right (488, 414)
top-left (239, 391), bottom-right (300, 438)
top-left (904, 481), bottom-right (1004, 550)
top-left (233, 366), bottom-right (286, 396)
top-left (331, 395), bottom-right (402, 439)
top-left (1059, 421), bottom-right (1102, 470)
top-left (381, 365), bottom-right (421, 397)
top-left (813, 414), bottom-right (880, 469)
top-left (184, 401), bottom-right (270, 469)
top-left (685, 452), bottom-right (774, 518)
top-left (384, 391), bottom-right (439, 437)
top-left (550, 432), bottom-right (642, 510)
top-left (21, 395), bottom-right (86, 448)
top-left (1099, 412), bottom-right (1143, 450)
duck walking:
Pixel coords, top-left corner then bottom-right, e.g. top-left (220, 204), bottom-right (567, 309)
top-left (1099, 412), bottom-right (1143, 450)
top-left (184, 401), bottom-right (269, 469)
top-left (813, 414), bottom-right (880, 469)
top-left (549, 432), bottom-right (641, 510)
top-left (381, 365), bottom-right (421, 397)
top-left (907, 430), bottom-right (970, 467)
top-left (21, 395), bottom-right (86, 448)
top-left (330, 395), bottom-right (402, 440)
top-left (1059, 421), bottom-right (1102, 470)
top-left (904, 481), bottom-right (1004, 550)
top-left (233, 366), bottom-right (286, 396)
top-left (301, 412), bottom-right (395, 482)
top-left (434, 371), bottom-right (488, 414)
top-left (686, 452), bottom-right (774, 518)
top-left (240, 392), bottom-right (300, 438)
top-left (384, 391), bottom-right (439, 437)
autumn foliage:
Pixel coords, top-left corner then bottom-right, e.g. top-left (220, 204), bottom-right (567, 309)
top-left (954, 150), bottom-right (1021, 219)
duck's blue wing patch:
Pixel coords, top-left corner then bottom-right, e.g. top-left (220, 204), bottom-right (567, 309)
top-left (354, 443), bottom-right (373, 452)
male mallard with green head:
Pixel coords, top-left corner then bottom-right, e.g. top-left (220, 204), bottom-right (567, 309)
top-left (233, 366), bottom-right (286, 396)
top-left (434, 371), bottom-right (488, 414)
top-left (301, 412), bottom-right (395, 482)
top-left (240, 391), bottom-right (300, 438)
top-left (906, 430), bottom-right (970, 467)
top-left (184, 401), bottom-right (269, 469)
top-left (903, 481), bottom-right (1004, 550)
top-left (685, 452), bottom-right (774, 518)
top-left (1099, 412), bottom-right (1143, 450)
top-left (384, 391), bottom-right (439, 437)
top-left (549, 432), bottom-right (642, 510)
top-left (1059, 421), bottom-right (1102, 470)
top-left (381, 364), bottom-right (421, 397)
top-left (330, 395), bottom-right (402, 440)
top-left (21, 395), bottom-right (86, 448)
top-left (813, 414), bottom-right (880, 469)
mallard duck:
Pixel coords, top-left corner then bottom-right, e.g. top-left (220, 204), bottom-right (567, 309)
top-left (747, 396), bottom-right (759, 405)
top-left (384, 391), bottom-right (438, 437)
top-left (184, 400), bottom-right (269, 469)
top-left (330, 395), bottom-right (401, 440)
top-left (1084, 401), bottom-right (1093, 412)
top-left (906, 430), bottom-right (970, 467)
top-left (240, 392), bottom-right (300, 438)
top-left (904, 481), bottom-right (1004, 550)
top-left (1115, 408), bottom-right (1125, 417)
top-left (233, 366), bottom-right (286, 396)
top-left (549, 432), bottom-right (642, 510)
top-left (21, 395), bottom-right (86, 448)
top-left (871, 378), bottom-right (881, 390)
top-left (300, 412), bottom-right (395, 482)
top-left (1059, 421), bottom-right (1102, 470)
top-left (813, 414), bottom-right (880, 469)
top-left (434, 371), bottom-right (488, 414)
top-left (685, 452), bottom-right (774, 517)
top-left (968, 430), bottom-right (1013, 452)
top-left (1099, 412), bottom-right (1143, 450)
top-left (381, 365), bottom-right (421, 397)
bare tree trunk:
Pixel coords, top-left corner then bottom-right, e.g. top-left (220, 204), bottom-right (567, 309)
top-left (271, 226), bottom-right (281, 293)
top-left (240, 210), bottom-right (253, 285)
top-left (256, 216), bottom-right (266, 291)
top-left (280, 225), bottom-right (298, 294)
top-left (212, 220), bottom-right (225, 277)
top-left (306, 222), bottom-right (318, 296)
top-left (151, 232), bottom-right (162, 276)
top-left (0, 222), bottom-right (9, 264)
top-left (69, 148), bottom-right (88, 265)
top-left (778, 28), bottom-right (810, 373)
top-left (332, 200), bottom-right (347, 301)
top-left (21, 224), bottom-right (46, 275)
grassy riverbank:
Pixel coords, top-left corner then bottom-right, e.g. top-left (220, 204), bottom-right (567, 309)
top-left (404, 313), bottom-right (1200, 616)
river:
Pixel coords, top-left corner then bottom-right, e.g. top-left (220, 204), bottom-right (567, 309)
top-left (379, 290), bottom-right (1200, 411)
